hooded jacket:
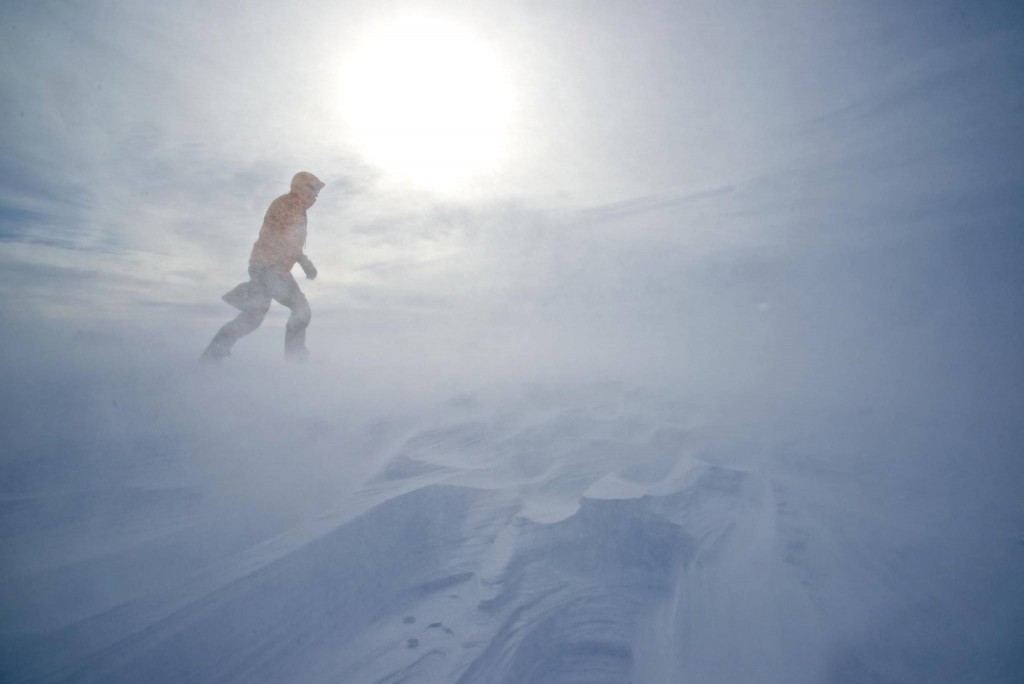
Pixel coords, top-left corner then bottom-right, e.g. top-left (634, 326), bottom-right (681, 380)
top-left (248, 172), bottom-right (324, 273)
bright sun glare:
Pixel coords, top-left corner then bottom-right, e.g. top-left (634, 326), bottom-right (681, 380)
top-left (338, 15), bottom-right (516, 191)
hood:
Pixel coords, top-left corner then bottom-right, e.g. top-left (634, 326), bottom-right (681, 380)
top-left (291, 171), bottom-right (325, 207)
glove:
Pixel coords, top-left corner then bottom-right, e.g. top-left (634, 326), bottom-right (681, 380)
top-left (298, 255), bottom-right (318, 280)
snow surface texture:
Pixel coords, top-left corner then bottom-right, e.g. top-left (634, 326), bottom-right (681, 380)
top-left (2, 6), bottom-right (1024, 684)
top-left (2, 297), bottom-right (1022, 684)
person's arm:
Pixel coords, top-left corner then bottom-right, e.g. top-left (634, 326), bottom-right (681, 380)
top-left (297, 253), bottom-right (317, 280)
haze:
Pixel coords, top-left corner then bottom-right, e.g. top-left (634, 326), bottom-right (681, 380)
top-left (1, 2), bottom-right (1023, 682)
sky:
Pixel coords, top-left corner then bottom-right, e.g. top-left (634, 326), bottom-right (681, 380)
top-left (1, 0), bottom-right (1021, 334)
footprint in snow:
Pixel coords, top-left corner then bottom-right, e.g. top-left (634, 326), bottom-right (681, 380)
top-left (427, 622), bottom-right (454, 635)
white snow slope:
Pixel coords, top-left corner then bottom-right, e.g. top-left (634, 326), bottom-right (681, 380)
top-left (1, 354), bottom-right (1022, 684)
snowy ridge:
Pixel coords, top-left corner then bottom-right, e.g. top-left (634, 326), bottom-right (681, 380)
top-left (3, 391), bottom-right (819, 683)
top-left (2, 374), bottom-right (1023, 682)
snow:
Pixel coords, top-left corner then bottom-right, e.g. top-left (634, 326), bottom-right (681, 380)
top-left (1, 325), bottom-right (1022, 682)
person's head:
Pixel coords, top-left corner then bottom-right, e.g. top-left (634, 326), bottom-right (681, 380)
top-left (291, 171), bottom-right (325, 206)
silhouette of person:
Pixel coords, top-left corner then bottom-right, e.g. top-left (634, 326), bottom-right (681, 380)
top-left (202, 172), bottom-right (325, 362)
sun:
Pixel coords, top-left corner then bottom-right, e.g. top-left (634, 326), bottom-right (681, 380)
top-left (338, 15), bottom-right (517, 192)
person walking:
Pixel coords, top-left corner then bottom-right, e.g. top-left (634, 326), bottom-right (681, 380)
top-left (202, 171), bottom-right (325, 363)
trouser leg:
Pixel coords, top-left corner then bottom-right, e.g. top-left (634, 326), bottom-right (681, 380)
top-left (202, 302), bottom-right (270, 361)
top-left (283, 293), bottom-right (311, 359)
top-left (263, 271), bottom-right (311, 360)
